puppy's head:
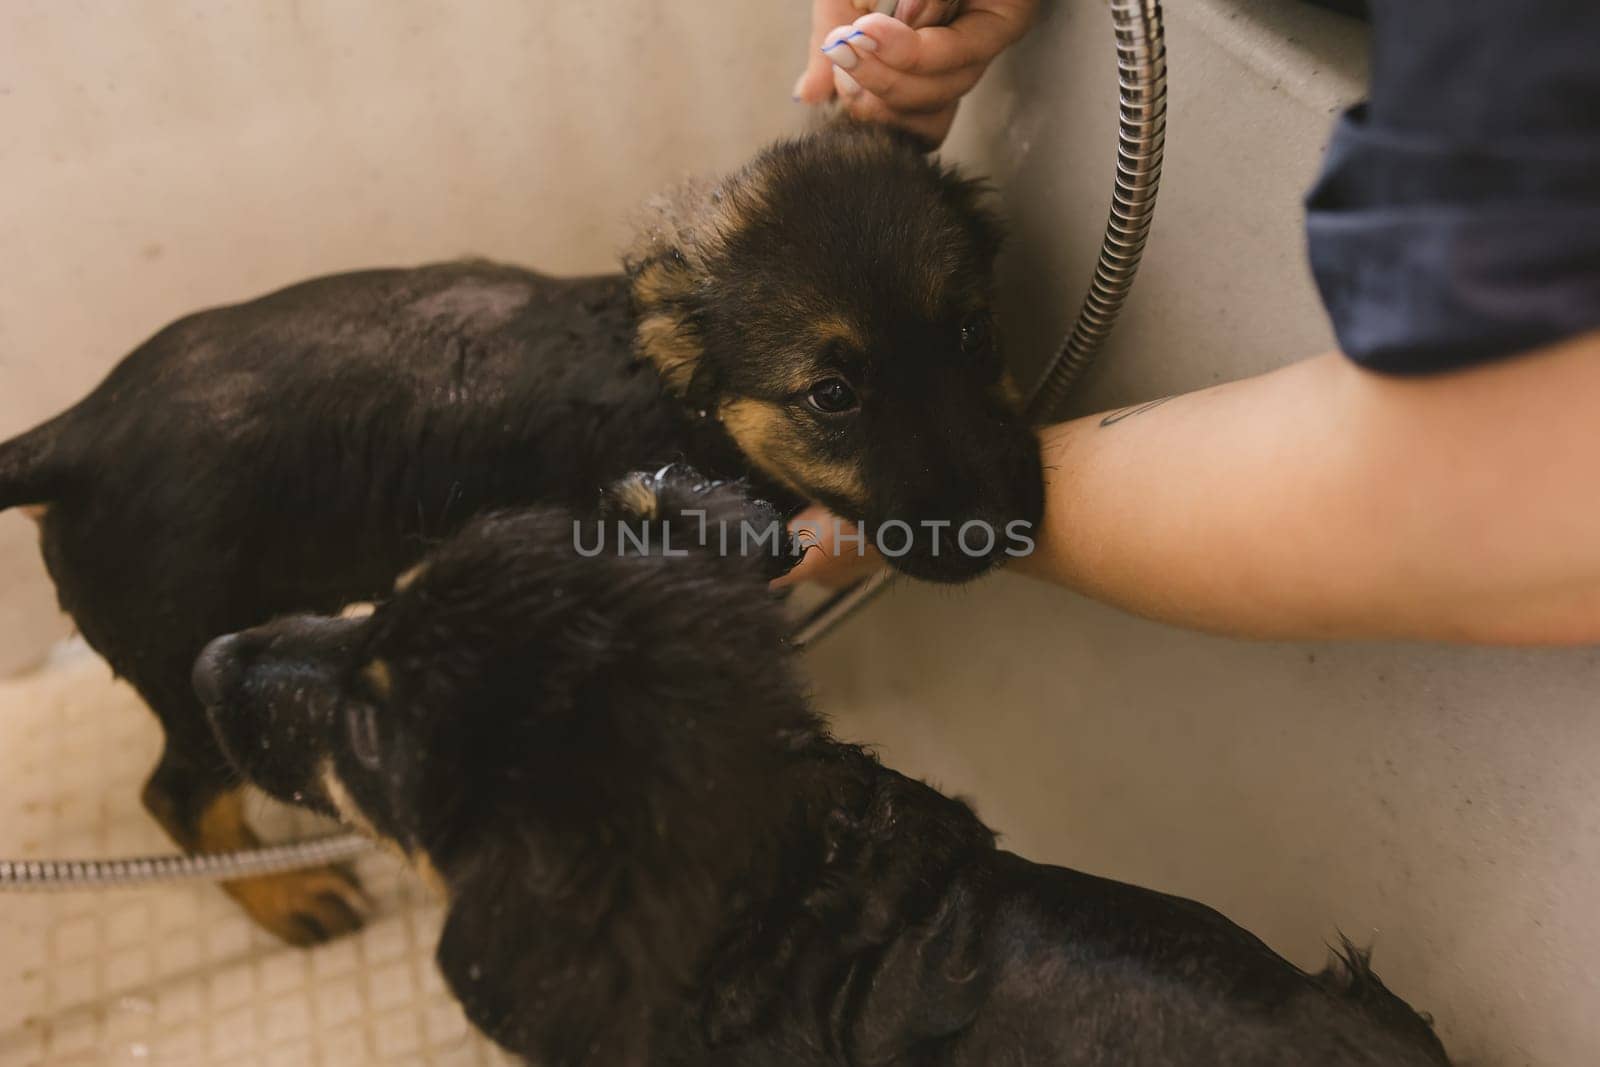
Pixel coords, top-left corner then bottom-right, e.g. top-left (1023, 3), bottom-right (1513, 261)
top-left (194, 473), bottom-right (814, 1062)
top-left (627, 122), bottom-right (1044, 582)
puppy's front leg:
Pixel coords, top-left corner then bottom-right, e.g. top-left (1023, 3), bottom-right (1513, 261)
top-left (143, 755), bottom-right (369, 946)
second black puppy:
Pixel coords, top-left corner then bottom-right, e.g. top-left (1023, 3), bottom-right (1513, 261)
top-left (195, 472), bottom-right (1451, 1067)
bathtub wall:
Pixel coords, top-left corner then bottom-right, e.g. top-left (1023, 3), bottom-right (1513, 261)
top-left (4, 2), bottom-right (1598, 1063)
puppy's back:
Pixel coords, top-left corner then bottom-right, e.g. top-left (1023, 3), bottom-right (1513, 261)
top-left (946, 851), bottom-right (1451, 1065)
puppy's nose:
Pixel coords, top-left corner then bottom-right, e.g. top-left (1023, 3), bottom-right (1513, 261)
top-left (192, 633), bottom-right (244, 708)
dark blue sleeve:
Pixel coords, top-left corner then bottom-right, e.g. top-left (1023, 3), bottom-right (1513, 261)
top-left (1304, 0), bottom-right (1600, 374)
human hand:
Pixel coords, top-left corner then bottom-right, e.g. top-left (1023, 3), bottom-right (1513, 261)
top-left (793, 0), bottom-right (1038, 147)
top-left (770, 505), bottom-right (886, 591)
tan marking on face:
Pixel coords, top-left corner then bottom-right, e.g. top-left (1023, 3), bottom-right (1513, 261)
top-left (784, 314), bottom-right (871, 390)
top-left (362, 659), bottom-right (392, 699)
top-left (718, 397), bottom-right (868, 509)
top-left (320, 762), bottom-right (447, 898)
top-left (21, 505), bottom-right (46, 523)
top-left (322, 762), bottom-right (378, 838)
top-left (340, 601), bottom-right (376, 620)
top-left (766, 355), bottom-right (827, 398)
top-left (812, 315), bottom-right (865, 353)
top-left (394, 562), bottom-right (429, 593)
top-left (610, 475), bottom-right (660, 520)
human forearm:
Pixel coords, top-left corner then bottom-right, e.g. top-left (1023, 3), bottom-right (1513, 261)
top-left (1022, 332), bottom-right (1600, 644)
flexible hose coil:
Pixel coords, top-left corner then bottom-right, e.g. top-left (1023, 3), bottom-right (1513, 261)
top-left (0, 0), bottom-right (1166, 889)
top-left (0, 832), bottom-right (369, 891)
top-left (1026, 0), bottom-right (1167, 421)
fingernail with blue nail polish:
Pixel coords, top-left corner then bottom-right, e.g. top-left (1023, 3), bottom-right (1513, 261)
top-left (821, 41), bottom-right (860, 71)
top-left (845, 30), bottom-right (878, 53)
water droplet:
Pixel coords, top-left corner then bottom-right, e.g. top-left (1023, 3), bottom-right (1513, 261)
top-left (291, 791), bottom-right (305, 803)
top-left (468, 963), bottom-right (483, 981)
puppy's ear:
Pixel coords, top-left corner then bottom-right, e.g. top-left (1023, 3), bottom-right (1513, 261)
top-left (435, 846), bottom-right (656, 1066)
top-left (813, 103), bottom-right (946, 154)
top-left (625, 177), bottom-right (723, 400)
top-left (939, 172), bottom-right (1006, 268)
top-left (802, 117), bottom-right (1005, 260)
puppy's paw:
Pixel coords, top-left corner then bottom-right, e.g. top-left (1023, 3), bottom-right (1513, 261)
top-left (602, 468), bottom-right (803, 581)
top-left (224, 864), bottom-right (370, 946)
top-left (602, 466), bottom-right (782, 534)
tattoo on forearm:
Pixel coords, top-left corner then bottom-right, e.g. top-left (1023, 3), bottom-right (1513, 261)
top-left (1100, 396), bottom-right (1174, 427)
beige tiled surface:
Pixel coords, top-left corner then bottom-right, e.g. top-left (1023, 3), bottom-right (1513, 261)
top-left (0, 646), bottom-right (510, 1067)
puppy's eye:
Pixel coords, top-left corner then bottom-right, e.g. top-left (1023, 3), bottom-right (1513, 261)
top-left (960, 312), bottom-right (993, 355)
top-left (806, 378), bottom-right (858, 415)
top-left (344, 702), bottom-right (383, 770)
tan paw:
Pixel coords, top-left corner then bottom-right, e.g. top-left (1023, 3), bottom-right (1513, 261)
top-left (223, 864), bottom-right (370, 946)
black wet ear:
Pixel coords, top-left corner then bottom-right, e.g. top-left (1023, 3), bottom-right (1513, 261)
top-left (435, 849), bottom-right (655, 1066)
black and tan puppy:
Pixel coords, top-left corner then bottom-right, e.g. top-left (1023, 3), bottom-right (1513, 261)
top-left (0, 122), bottom-right (1042, 942)
top-left (194, 472), bottom-right (1451, 1067)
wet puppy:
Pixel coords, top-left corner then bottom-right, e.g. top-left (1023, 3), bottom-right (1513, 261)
top-left (0, 121), bottom-right (1041, 942)
top-left (195, 472), bottom-right (1451, 1067)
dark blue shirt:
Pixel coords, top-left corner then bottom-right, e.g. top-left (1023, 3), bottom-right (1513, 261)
top-left (1305, 0), bottom-right (1600, 373)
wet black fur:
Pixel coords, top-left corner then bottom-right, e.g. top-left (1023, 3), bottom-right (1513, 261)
top-left (197, 472), bottom-right (1451, 1067)
top-left (0, 122), bottom-right (1042, 918)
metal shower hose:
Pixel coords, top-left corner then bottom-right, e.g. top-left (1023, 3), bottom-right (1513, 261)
top-left (0, 0), bottom-right (1166, 891)
top-left (0, 833), bottom-right (370, 891)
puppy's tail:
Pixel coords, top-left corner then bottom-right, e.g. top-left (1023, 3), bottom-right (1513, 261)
top-left (0, 417), bottom-right (71, 513)
top-left (1316, 935), bottom-right (1451, 1063)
